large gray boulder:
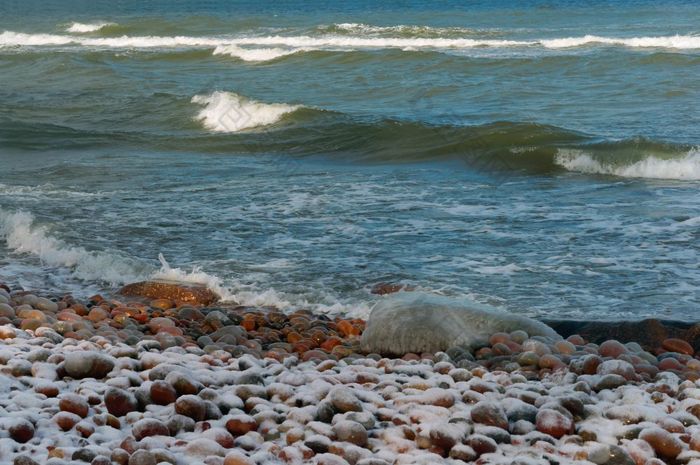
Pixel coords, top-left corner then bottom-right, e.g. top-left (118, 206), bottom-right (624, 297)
top-left (360, 292), bottom-right (560, 356)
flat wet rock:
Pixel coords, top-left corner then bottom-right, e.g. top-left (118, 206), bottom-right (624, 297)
top-left (118, 280), bottom-right (220, 306)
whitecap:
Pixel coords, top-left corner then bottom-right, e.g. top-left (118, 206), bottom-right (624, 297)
top-left (555, 148), bottom-right (700, 180)
top-left (65, 22), bottom-right (115, 33)
top-left (0, 210), bottom-right (147, 284)
top-left (191, 91), bottom-right (301, 133)
top-left (212, 44), bottom-right (307, 62)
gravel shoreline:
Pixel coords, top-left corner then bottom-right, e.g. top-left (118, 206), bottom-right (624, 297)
top-left (2, 283), bottom-right (700, 465)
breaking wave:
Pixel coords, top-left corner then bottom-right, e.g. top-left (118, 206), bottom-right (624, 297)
top-left (555, 148), bottom-right (700, 180)
top-left (1, 30), bottom-right (698, 63)
top-left (191, 91), bottom-right (302, 132)
top-left (212, 44), bottom-right (308, 62)
top-left (0, 210), bottom-right (148, 285)
top-left (65, 22), bottom-right (116, 33)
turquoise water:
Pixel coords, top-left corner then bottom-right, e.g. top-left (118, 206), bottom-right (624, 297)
top-left (0, 1), bottom-right (698, 320)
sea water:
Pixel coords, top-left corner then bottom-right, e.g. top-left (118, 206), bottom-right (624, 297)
top-left (0, 0), bottom-right (698, 320)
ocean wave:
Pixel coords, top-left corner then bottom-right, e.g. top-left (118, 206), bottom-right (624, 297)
top-left (326, 23), bottom-right (485, 37)
top-left (555, 148), bottom-right (700, 180)
top-left (65, 22), bottom-right (116, 33)
top-left (212, 44), bottom-right (307, 62)
top-left (0, 210), bottom-right (148, 284)
top-left (151, 253), bottom-right (237, 302)
top-left (541, 34), bottom-right (700, 49)
top-left (4, 112), bottom-right (696, 181)
top-left (2, 30), bottom-right (698, 55)
top-left (191, 91), bottom-right (301, 132)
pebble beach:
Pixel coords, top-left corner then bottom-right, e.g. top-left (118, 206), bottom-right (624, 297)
top-left (3, 282), bottom-right (700, 465)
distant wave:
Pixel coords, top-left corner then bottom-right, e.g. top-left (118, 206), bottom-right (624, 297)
top-left (65, 22), bottom-right (115, 33)
top-left (212, 44), bottom-right (308, 62)
top-left (555, 148), bottom-right (700, 180)
top-left (324, 23), bottom-right (485, 37)
top-left (541, 34), bottom-right (700, 49)
top-left (1, 30), bottom-right (698, 62)
top-left (191, 91), bottom-right (302, 132)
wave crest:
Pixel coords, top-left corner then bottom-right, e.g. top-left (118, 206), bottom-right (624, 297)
top-left (542, 34), bottom-right (700, 49)
top-left (65, 22), bottom-right (115, 33)
top-left (191, 91), bottom-right (301, 132)
top-left (0, 210), bottom-right (147, 284)
top-left (212, 44), bottom-right (306, 62)
top-left (2, 30), bottom-right (698, 54)
top-left (555, 148), bottom-right (700, 180)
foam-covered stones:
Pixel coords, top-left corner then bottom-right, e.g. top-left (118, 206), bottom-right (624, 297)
top-left (63, 351), bottom-right (115, 379)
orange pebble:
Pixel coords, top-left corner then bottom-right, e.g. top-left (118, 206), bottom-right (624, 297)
top-left (241, 319), bottom-right (256, 331)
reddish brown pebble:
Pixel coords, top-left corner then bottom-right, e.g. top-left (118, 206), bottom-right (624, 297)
top-left (539, 354), bottom-right (566, 370)
top-left (599, 340), bottom-right (627, 358)
top-left (9, 419), bottom-right (35, 443)
top-left (35, 383), bottom-right (59, 397)
top-left (225, 414), bottom-right (257, 436)
top-left (54, 412), bottom-right (81, 431)
top-left (470, 401), bottom-right (508, 430)
top-left (536, 408), bottom-right (573, 439)
top-left (104, 388), bottom-right (138, 417)
top-left (658, 357), bottom-right (684, 371)
top-left (489, 332), bottom-right (511, 345)
top-left (466, 434), bottom-right (498, 456)
top-left (223, 452), bottom-right (255, 465)
top-left (150, 380), bottom-right (178, 405)
top-left (639, 427), bottom-right (683, 459)
top-left (582, 355), bottom-right (603, 375)
top-left (174, 395), bottom-right (206, 421)
top-left (59, 394), bottom-right (89, 418)
top-left (132, 418), bottom-right (170, 440)
top-left (76, 421), bottom-right (94, 438)
top-left (690, 432), bottom-right (700, 451)
top-left (662, 338), bottom-right (694, 355)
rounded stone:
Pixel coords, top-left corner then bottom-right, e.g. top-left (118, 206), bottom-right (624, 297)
top-left (225, 414), bottom-right (257, 436)
top-left (470, 401), bottom-right (509, 430)
top-left (333, 420), bottom-right (368, 447)
top-left (59, 393), bottom-right (89, 418)
top-left (599, 340), bottom-right (627, 358)
top-left (639, 427), bottom-right (683, 460)
top-left (64, 351), bottom-right (115, 379)
top-left (535, 408), bottom-right (573, 439)
top-left (175, 394), bottom-right (206, 421)
top-left (128, 450), bottom-right (157, 465)
top-left (150, 380), bottom-right (177, 405)
top-left (662, 338), bottom-right (693, 355)
top-left (8, 419), bottom-right (35, 443)
top-left (132, 418), bottom-right (170, 440)
top-left (104, 387), bottom-right (138, 417)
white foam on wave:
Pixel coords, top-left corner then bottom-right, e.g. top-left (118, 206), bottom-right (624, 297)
top-left (212, 44), bottom-right (307, 62)
top-left (151, 254), bottom-right (237, 302)
top-left (152, 254), bottom-right (339, 311)
top-left (191, 91), bottom-right (300, 132)
top-left (0, 209), bottom-right (371, 315)
top-left (65, 22), bottom-right (115, 33)
top-left (332, 23), bottom-right (478, 35)
top-left (541, 34), bottom-right (700, 49)
top-left (2, 30), bottom-right (698, 53)
top-left (0, 210), bottom-right (147, 284)
top-left (555, 148), bottom-right (700, 180)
